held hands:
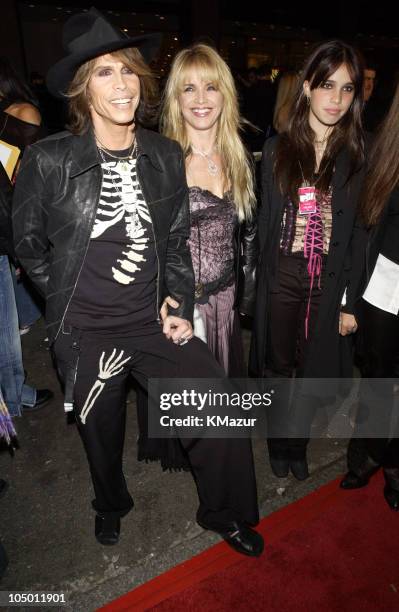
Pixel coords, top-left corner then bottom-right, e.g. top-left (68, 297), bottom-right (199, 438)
top-left (160, 295), bottom-right (179, 322)
top-left (161, 296), bottom-right (194, 345)
top-left (339, 312), bottom-right (358, 336)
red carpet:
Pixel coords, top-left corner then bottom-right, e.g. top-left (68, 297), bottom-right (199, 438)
top-left (99, 472), bottom-right (399, 612)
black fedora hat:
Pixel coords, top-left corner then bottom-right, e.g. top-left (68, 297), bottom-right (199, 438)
top-left (46, 7), bottom-right (161, 98)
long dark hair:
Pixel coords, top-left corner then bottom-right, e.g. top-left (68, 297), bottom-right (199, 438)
top-left (0, 56), bottom-right (38, 107)
top-left (359, 82), bottom-right (399, 226)
top-left (274, 40), bottom-right (365, 204)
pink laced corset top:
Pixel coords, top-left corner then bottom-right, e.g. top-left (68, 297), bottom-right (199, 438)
top-left (279, 187), bottom-right (333, 338)
top-left (280, 187), bottom-right (333, 256)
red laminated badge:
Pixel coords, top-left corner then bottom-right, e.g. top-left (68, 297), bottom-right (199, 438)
top-left (298, 186), bottom-right (317, 214)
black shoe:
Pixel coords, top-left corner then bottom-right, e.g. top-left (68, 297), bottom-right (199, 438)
top-left (0, 479), bottom-right (9, 499)
top-left (95, 514), bottom-right (120, 546)
top-left (198, 520), bottom-right (264, 557)
top-left (269, 456), bottom-right (289, 478)
top-left (384, 486), bottom-right (399, 511)
top-left (290, 458), bottom-right (310, 481)
top-left (340, 460), bottom-right (381, 489)
top-left (340, 471), bottom-right (371, 490)
top-left (22, 389), bottom-right (54, 411)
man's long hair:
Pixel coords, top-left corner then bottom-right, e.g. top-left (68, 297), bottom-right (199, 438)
top-left (160, 43), bottom-right (255, 221)
top-left (359, 82), bottom-right (399, 226)
top-left (274, 40), bottom-right (365, 205)
top-left (67, 47), bottom-right (159, 134)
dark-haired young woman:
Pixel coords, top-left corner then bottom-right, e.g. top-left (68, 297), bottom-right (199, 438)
top-left (250, 40), bottom-right (368, 479)
top-left (341, 82), bottom-right (399, 510)
top-left (0, 56), bottom-right (41, 136)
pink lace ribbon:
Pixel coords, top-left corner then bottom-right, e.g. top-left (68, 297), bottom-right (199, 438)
top-left (303, 201), bottom-right (324, 339)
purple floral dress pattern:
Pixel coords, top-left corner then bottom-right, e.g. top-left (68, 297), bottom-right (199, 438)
top-left (187, 187), bottom-right (244, 376)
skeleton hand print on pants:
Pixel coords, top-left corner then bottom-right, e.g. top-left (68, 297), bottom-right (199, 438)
top-left (79, 349), bottom-right (131, 424)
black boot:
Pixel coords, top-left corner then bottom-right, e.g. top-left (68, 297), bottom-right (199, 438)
top-left (0, 479), bottom-right (9, 498)
top-left (95, 514), bottom-right (121, 545)
top-left (384, 486), bottom-right (399, 511)
top-left (290, 457), bottom-right (309, 481)
top-left (289, 441), bottom-right (310, 481)
top-left (340, 471), bottom-right (371, 489)
top-left (340, 454), bottom-right (380, 490)
top-left (383, 468), bottom-right (399, 511)
top-left (267, 439), bottom-right (289, 478)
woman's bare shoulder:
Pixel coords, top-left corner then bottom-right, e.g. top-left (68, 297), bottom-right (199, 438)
top-left (6, 102), bottom-right (41, 126)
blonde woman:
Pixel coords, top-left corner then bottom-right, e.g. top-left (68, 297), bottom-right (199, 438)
top-left (161, 43), bottom-right (257, 375)
top-left (272, 70), bottom-right (299, 133)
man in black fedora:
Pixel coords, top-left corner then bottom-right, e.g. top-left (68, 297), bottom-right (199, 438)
top-left (12, 8), bottom-right (263, 556)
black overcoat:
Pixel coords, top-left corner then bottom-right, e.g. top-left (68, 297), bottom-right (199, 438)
top-left (249, 135), bottom-right (368, 379)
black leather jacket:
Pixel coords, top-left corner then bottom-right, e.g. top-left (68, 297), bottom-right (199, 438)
top-left (12, 127), bottom-right (194, 345)
top-left (234, 219), bottom-right (257, 316)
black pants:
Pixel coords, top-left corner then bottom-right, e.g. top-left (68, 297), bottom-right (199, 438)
top-left (265, 254), bottom-right (325, 458)
top-left (348, 299), bottom-right (399, 476)
top-left (53, 324), bottom-right (259, 528)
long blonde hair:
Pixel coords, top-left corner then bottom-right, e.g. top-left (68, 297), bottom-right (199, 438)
top-left (273, 71), bottom-right (299, 133)
top-left (160, 44), bottom-right (255, 221)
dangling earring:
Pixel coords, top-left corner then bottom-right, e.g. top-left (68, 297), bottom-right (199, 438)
top-left (306, 95), bottom-right (311, 106)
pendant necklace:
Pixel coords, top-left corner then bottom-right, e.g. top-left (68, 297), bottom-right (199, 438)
top-left (190, 144), bottom-right (219, 176)
top-left (314, 131), bottom-right (330, 160)
top-left (96, 134), bottom-right (137, 172)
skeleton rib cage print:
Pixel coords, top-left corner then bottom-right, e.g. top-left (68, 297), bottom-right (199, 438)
top-left (93, 155), bottom-right (152, 285)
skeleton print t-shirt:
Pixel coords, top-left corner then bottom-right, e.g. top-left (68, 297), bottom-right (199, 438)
top-left (66, 148), bottom-right (158, 333)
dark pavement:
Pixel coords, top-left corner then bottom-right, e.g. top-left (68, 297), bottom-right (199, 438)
top-left (0, 319), bottom-right (353, 611)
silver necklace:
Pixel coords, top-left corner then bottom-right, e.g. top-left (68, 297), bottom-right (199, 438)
top-left (190, 144), bottom-right (219, 176)
top-left (96, 135), bottom-right (137, 171)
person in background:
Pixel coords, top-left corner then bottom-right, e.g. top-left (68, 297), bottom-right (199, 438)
top-left (0, 56), bottom-right (44, 334)
top-left (362, 60), bottom-right (379, 132)
top-left (13, 8), bottom-right (263, 556)
top-left (363, 65), bottom-right (376, 104)
top-left (250, 40), bottom-right (368, 481)
top-left (0, 162), bottom-right (53, 415)
top-left (242, 63), bottom-right (276, 152)
top-left (0, 57), bottom-right (41, 134)
top-left (361, 58), bottom-right (394, 134)
top-left (341, 81), bottom-right (399, 511)
top-left (272, 70), bottom-right (299, 134)
top-left (29, 70), bottom-right (68, 134)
